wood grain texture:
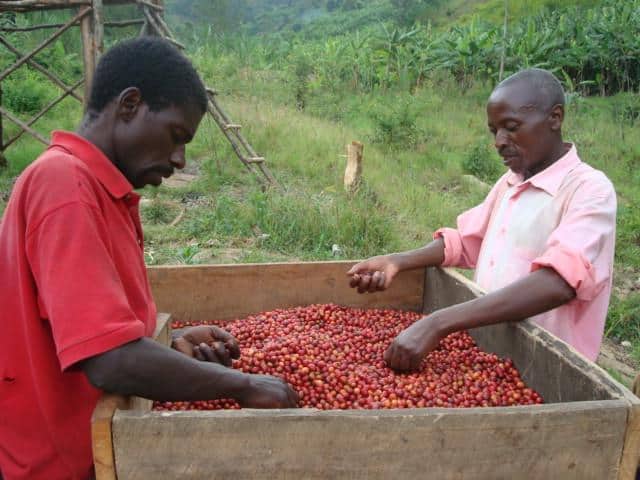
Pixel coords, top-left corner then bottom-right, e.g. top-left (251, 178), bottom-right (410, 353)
top-left (113, 401), bottom-right (628, 480)
top-left (103, 263), bottom-right (636, 480)
top-left (147, 261), bottom-right (425, 321)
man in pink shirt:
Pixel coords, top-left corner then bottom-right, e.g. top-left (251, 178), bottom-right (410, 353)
top-left (348, 68), bottom-right (616, 370)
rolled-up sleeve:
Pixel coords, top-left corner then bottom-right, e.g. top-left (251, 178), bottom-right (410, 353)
top-left (531, 176), bottom-right (616, 301)
top-left (434, 176), bottom-right (508, 269)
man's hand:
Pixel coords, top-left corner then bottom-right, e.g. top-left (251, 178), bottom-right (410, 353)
top-left (172, 326), bottom-right (240, 367)
top-left (238, 374), bottom-right (300, 408)
top-left (384, 316), bottom-right (444, 372)
top-left (347, 255), bottom-right (400, 293)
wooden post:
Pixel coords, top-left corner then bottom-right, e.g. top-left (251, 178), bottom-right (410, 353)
top-left (344, 141), bottom-right (363, 193)
top-left (0, 83), bottom-right (5, 168)
top-left (80, 9), bottom-right (94, 107)
top-left (92, 0), bottom-right (104, 58)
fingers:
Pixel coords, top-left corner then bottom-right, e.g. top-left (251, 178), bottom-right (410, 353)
top-left (210, 326), bottom-right (241, 359)
top-left (347, 261), bottom-right (369, 276)
top-left (384, 341), bottom-right (418, 372)
top-left (194, 342), bottom-right (228, 365)
top-left (357, 273), bottom-right (372, 293)
top-left (352, 272), bottom-right (386, 294)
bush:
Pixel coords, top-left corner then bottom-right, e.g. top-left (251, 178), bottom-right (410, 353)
top-left (4, 70), bottom-right (54, 115)
top-left (462, 139), bottom-right (501, 182)
top-left (370, 95), bottom-right (421, 148)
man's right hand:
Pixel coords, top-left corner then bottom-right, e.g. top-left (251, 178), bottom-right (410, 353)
top-left (238, 374), bottom-right (299, 408)
top-left (347, 254), bottom-right (400, 293)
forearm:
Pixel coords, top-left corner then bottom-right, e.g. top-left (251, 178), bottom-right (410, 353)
top-left (81, 337), bottom-right (249, 401)
top-left (391, 238), bottom-right (445, 272)
top-left (435, 267), bottom-right (576, 335)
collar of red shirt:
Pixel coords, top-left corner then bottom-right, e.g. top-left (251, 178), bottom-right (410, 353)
top-left (506, 143), bottom-right (580, 196)
top-left (48, 130), bottom-right (134, 200)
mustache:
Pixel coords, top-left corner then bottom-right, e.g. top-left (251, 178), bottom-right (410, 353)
top-left (499, 148), bottom-right (518, 157)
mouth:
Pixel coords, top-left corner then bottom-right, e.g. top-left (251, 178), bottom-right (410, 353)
top-left (501, 154), bottom-right (519, 168)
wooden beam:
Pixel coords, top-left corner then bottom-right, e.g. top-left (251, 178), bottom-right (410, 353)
top-left (0, 36), bottom-right (83, 102)
top-left (93, 0), bottom-right (104, 57)
top-left (0, 18), bottom-right (144, 32)
top-left (0, 107), bottom-right (48, 145)
top-left (0, 6), bottom-right (92, 82)
top-left (0, 0), bottom-right (135, 12)
top-left (135, 0), bottom-right (163, 11)
top-left (0, 83), bottom-right (5, 165)
top-left (80, 6), bottom-right (95, 107)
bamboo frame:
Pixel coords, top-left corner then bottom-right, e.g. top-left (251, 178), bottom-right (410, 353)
top-left (0, 19), bottom-right (144, 32)
top-left (0, 0), bottom-right (277, 185)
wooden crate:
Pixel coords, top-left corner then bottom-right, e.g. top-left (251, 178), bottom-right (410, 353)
top-left (92, 262), bottom-right (640, 480)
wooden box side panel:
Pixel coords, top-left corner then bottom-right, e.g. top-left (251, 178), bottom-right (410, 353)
top-left (423, 267), bottom-right (625, 403)
top-left (147, 262), bottom-right (425, 321)
top-left (113, 402), bottom-right (628, 480)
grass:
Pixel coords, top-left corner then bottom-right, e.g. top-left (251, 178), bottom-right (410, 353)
top-left (0, 15), bottom-right (638, 367)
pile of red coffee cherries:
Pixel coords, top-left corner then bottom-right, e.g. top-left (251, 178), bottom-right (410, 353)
top-left (154, 304), bottom-right (542, 411)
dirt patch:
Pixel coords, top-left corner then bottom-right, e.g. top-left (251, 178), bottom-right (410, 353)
top-left (163, 172), bottom-right (199, 188)
top-left (597, 338), bottom-right (639, 386)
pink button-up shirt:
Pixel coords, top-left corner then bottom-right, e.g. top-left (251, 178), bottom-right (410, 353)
top-left (435, 144), bottom-right (616, 360)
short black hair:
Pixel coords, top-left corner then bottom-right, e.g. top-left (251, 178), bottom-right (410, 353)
top-left (495, 68), bottom-right (565, 110)
top-left (87, 36), bottom-right (208, 114)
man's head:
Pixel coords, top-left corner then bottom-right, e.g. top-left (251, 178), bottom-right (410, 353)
top-left (487, 68), bottom-right (567, 179)
top-left (84, 37), bottom-right (208, 189)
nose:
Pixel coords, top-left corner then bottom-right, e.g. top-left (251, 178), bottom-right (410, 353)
top-left (169, 144), bottom-right (186, 170)
top-left (494, 129), bottom-right (509, 151)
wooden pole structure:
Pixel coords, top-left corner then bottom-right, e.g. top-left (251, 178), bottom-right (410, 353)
top-left (344, 141), bottom-right (363, 193)
top-left (0, 83), bottom-right (5, 168)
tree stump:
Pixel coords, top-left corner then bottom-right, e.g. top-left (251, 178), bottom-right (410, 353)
top-left (344, 140), bottom-right (363, 193)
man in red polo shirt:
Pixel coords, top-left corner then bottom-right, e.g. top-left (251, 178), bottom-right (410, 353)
top-left (0, 37), bottom-right (298, 480)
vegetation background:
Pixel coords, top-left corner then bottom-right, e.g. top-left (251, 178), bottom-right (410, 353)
top-left (1, 0), bottom-right (638, 377)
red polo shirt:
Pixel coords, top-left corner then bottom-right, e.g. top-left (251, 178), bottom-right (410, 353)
top-left (0, 131), bottom-right (157, 480)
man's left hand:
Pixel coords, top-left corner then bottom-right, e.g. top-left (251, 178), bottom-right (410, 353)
top-left (172, 326), bottom-right (240, 367)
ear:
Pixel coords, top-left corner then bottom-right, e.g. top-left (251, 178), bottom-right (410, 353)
top-left (116, 87), bottom-right (143, 122)
top-left (548, 104), bottom-right (564, 131)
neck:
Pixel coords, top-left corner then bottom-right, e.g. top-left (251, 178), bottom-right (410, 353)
top-left (76, 111), bottom-right (116, 164)
top-left (523, 140), bottom-right (568, 180)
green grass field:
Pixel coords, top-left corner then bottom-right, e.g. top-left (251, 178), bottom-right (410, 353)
top-left (1, 0), bottom-right (638, 371)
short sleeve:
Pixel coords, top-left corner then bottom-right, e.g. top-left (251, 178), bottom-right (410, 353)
top-left (26, 202), bottom-right (146, 370)
top-left (531, 176), bottom-right (616, 301)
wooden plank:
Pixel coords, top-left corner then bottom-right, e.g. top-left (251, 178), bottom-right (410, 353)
top-left (617, 385), bottom-right (640, 480)
top-left (113, 401), bottom-right (628, 480)
top-left (92, 394), bottom-right (130, 480)
top-left (147, 262), bottom-right (425, 322)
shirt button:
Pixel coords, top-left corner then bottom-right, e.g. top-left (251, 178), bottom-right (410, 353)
top-left (489, 260), bottom-right (495, 267)
top-left (500, 227), bottom-right (506, 235)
